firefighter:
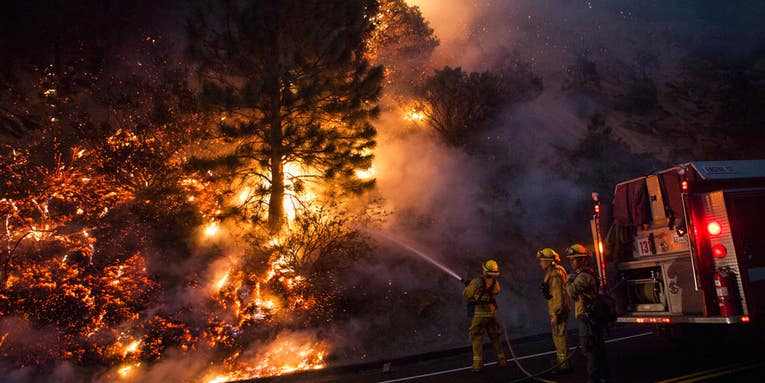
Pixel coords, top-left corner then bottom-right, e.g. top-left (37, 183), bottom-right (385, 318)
top-left (566, 243), bottom-right (609, 383)
top-left (536, 247), bottom-right (572, 374)
top-left (463, 259), bottom-right (508, 372)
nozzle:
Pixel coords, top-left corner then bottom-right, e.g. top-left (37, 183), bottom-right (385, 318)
top-left (460, 277), bottom-right (470, 286)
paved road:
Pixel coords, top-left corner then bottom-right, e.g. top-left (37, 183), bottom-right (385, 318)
top-left (243, 324), bottom-right (765, 383)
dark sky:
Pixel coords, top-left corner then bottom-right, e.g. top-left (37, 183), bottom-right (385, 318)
top-left (2, 0), bottom-right (188, 70)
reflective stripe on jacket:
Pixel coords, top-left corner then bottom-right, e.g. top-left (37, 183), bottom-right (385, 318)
top-left (463, 277), bottom-right (500, 317)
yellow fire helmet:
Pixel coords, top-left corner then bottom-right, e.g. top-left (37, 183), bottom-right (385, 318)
top-left (565, 243), bottom-right (590, 258)
top-left (482, 259), bottom-right (500, 276)
top-left (536, 248), bottom-right (560, 262)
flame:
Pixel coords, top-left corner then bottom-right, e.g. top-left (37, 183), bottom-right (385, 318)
top-left (202, 336), bottom-right (327, 382)
top-left (1, 108), bottom-right (332, 380)
top-left (205, 221), bottom-right (220, 237)
top-left (238, 187), bottom-right (250, 204)
top-left (206, 376), bottom-right (230, 383)
top-left (215, 272), bottom-right (230, 290)
top-left (120, 339), bottom-right (142, 357)
top-left (403, 108), bottom-right (426, 122)
top-left (117, 362), bottom-right (141, 378)
top-left (355, 166), bottom-right (375, 180)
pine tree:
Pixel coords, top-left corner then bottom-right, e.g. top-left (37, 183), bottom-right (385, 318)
top-left (418, 66), bottom-right (508, 147)
top-left (367, 0), bottom-right (438, 97)
top-left (186, 0), bottom-right (383, 232)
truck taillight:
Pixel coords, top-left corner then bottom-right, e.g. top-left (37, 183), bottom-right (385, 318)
top-left (707, 221), bottom-right (722, 236)
top-left (712, 244), bottom-right (727, 258)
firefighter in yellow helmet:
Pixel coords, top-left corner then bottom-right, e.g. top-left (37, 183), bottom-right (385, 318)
top-left (462, 259), bottom-right (508, 372)
top-left (566, 243), bottom-right (609, 383)
top-left (536, 247), bottom-right (571, 374)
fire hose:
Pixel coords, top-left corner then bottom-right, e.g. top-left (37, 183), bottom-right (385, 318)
top-left (461, 278), bottom-right (580, 383)
top-left (498, 311), bottom-right (580, 383)
top-left (498, 278), bottom-right (628, 382)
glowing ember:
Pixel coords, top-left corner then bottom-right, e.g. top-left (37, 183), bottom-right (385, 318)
top-left (124, 340), bottom-right (142, 357)
top-left (216, 272), bottom-right (230, 290)
top-left (205, 221), bottom-right (220, 237)
top-left (117, 362), bottom-right (141, 378)
top-left (0, 14), bottom-right (370, 378)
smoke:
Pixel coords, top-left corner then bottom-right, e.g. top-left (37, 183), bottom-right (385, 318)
top-left (4, 1), bottom-right (765, 379)
top-left (416, 0), bottom-right (765, 73)
top-left (384, 0), bottom-right (765, 242)
top-left (347, 0), bottom-right (765, 361)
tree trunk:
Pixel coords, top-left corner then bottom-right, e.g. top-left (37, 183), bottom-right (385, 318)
top-left (267, 80), bottom-right (285, 233)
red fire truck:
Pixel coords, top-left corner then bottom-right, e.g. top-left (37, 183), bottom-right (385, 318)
top-left (590, 160), bottom-right (765, 334)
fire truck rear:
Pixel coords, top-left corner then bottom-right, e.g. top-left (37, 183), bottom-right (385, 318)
top-left (590, 160), bottom-right (765, 333)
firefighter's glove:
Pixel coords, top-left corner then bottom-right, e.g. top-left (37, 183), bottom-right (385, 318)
top-left (540, 282), bottom-right (553, 300)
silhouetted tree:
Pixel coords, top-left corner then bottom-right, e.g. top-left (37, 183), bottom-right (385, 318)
top-left (186, 0), bottom-right (383, 232)
top-left (418, 66), bottom-right (507, 147)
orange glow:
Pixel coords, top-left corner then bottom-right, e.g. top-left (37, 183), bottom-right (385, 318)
top-left (117, 362), bottom-right (141, 378)
top-left (741, 316), bottom-right (750, 323)
top-left (403, 108), bottom-right (426, 122)
top-left (204, 221), bottom-right (220, 237)
top-left (0, 79), bottom-right (334, 380)
top-left (215, 272), bottom-right (230, 290)
top-left (355, 166), bottom-right (375, 180)
top-left (204, 336), bottom-right (327, 382)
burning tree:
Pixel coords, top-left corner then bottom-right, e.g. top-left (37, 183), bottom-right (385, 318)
top-left (366, 0), bottom-right (438, 96)
top-left (186, 0), bottom-right (383, 232)
top-left (0, 0), bottom-right (463, 380)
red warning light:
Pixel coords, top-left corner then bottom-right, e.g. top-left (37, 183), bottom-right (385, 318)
top-left (681, 180), bottom-right (688, 191)
top-left (741, 316), bottom-right (751, 323)
top-left (707, 221), bottom-right (722, 236)
top-left (712, 244), bottom-right (727, 259)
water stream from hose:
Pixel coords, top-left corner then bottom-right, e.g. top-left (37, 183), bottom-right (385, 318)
top-left (360, 228), bottom-right (462, 281)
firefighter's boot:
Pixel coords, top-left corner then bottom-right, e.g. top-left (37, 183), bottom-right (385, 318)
top-left (551, 360), bottom-right (573, 375)
top-left (491, 336), bottom-right (507, 367)
top-left (548, 355), bottom-right (572, 375)
top-left (471, 339), bottom-right (483, 372)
